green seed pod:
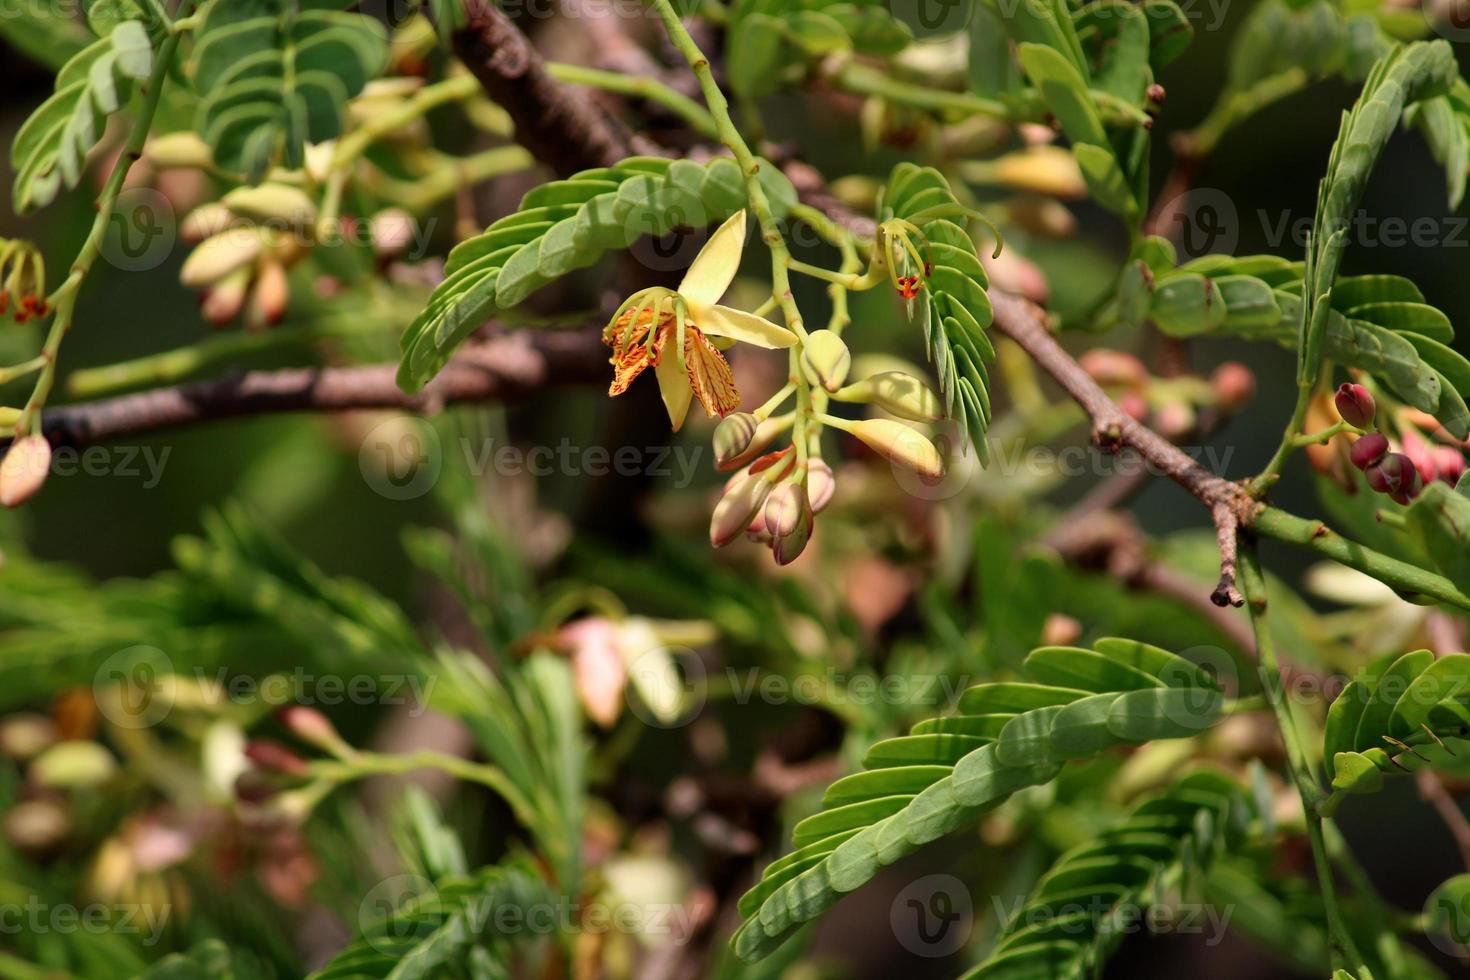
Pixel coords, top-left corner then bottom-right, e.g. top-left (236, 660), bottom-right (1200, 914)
top-left (802, 330), bottom-right (851, 392)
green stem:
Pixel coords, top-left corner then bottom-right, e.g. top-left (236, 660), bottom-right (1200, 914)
top-left (544, 61), bottom-right (719, 139)
top-left (1239, 543), bottom-right (1365, 973)
top-left (1253, 505), bottom-right (1470, 610)
top-left (309, 749), bottom-right (537, 826)
top-left (1177, 69), bottom-right (1310, 160)
top-left (1252, 382), bottom-right (1314, 494)
top-left (369, 145), bottom-right (535, 212)
top-left (16, 11), bottom-right (191, 437)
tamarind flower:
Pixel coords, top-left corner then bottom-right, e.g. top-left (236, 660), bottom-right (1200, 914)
top-left (605, 210), bottom-right (796, 430)
top-left (0, 239), bottom-right (48, 324)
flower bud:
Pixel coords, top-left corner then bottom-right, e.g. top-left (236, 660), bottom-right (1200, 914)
top-left (1349, 432), bottom-right (1389, 471)
top-left (4, 798), bottom-right (70, 853)
top-left (802, 331), bottom-right (851, 392)
top-left (0, 436), bottom-right (51, 508)
top-left (988, 145), bottom-right (1086, 199)
top-left (145, 132), bottom-right (214, 170)
top-left (1210, 362), bottom-right (1255, 413)
top-left (1334, 382), bottom-right (1375, 428)
top-left (30, 741), bottom-right (116, 788)
top-left (807, 459), bottom-right (836, 513)
top-left (245, 739), bottom-right (310, 777)
top-left (1400, 428), bottom-right (1438, 485)
top-left (1155, 402), bottom-right (1195, 441)
top-left (1079, 349), bottom-right (1148, 388)
top-left (277, 706), bottom-right (348, 756)
top-left (1433, 446), bottom-right (1467, 485)
top-left (180, 203), bottom-right (233, 243)
top-left (833, 372), bottom-right (943, 423)
top-left (1365, 452), bottom-right (1421, 504)
top-left (713, 413), bottom-right (760, 467)
top-left (848, 418), bottom-right (944, 478)
top-left (247, 258), bottom-right (290, 330)
top-left (0, 713), bottom-right (57, 760)
top-left (181, 231), bottom-right (263, 288)
top-left (771, 501), bottom-right (813, 566)
top-left (762, 482), bottom-right (807, 539)
top-left (711, 468), bottom-right (776, 548)
top-left (370, 208), bottom-right (416, 258)
top-left (201, 267), bottom-right (251, 326)
top-left (981, 249), bottom-right (1049, 305)
top-left (222, 184), bottom-right (318, 230)
top-left (1119, 391), bottom-right (1148, 422)
top-left (1004, 197), bottom-right (1076, 238)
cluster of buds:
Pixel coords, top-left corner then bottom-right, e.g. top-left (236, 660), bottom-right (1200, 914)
top-left (710, 448), bottom-right (830, 565)
top-left (1336, 382), bottom-right (1438, 505)
top-left (0, 239), bottom-right (48, 323)
top-left (1079, 348), bottom-right (1256, 438)
top-left (179, 184), bottom-right (318, 330)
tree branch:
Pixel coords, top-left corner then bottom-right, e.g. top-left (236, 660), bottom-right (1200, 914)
top-left (36, 328), bottom-right (607, 448)
top-left (453, 0), bottom-right (633, 176)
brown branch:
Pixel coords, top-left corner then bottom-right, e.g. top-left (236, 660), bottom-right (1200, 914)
top-left (1418, 770), bottom-right (1470, 871)
top-left (454, 0), bottom-right (633, 176)
top-left (987, 289), bottom-right (1254, 608)
top-left (37, 328), bottom-right (607, 449)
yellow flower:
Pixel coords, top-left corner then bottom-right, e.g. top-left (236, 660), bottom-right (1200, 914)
top-left (604, 210), bottom-right (796, 430)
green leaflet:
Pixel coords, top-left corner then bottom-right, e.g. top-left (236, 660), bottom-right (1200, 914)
top-left (1322, 647), bottom-right (1470, 794)
top-left (10, 20), bottom-right (155, 214)
top-left (881, 163), bottom-right (995, 455)
top-left (397, 156), bottom-right (795, 392)
top-left (1110, 251), bottom-right (1470, 437)
top-left (730, 638), bottom-right (1223, 961)
top-left (192, 1), bottom-right (386, 179)
top-left (964, 772), bottom-right (1252, 980)
top-left (1405, 475), bottom-right (1470, 595)
top-left (725, 0), bottom-right (912, 98)
top-left (1301, 40), bottom-right (1457, 382)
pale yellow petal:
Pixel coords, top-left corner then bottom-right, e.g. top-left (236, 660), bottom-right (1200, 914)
top-left (699, 304), bottom-right (797, 349)
top-left (678, 209), bottom-right (746, 309)
top-left (655, 343), bottom-right (694, 431)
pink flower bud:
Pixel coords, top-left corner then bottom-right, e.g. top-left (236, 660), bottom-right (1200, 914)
top-left (1334, 383), bottom-right (1376, 428)
top-left (1348, 433), bottom-right (1389, 471)
top-left (558, 617), bottom-right (625, 728)
top-left (1079, 349), bottom-right (1148, 388)
top-left (1210, 362), bottom-right (1255, 413)
top-left (245, 740), bottom-right (310, 777)
top-left (1365, 452), bottom-right (1421, 504)
top-left (1400, 429), bottom-right (1438, 485)
top-left (277, 706), bottom-right (342, 752)
top-left (762, 482), bottom-right (807, 539)
top-left (1433, 446), bottom-right (1466, 485)
top-left (1118, 391), bottom-right (1148, 422)
top-left (806, 460), bottom-right (836, 513)
top-left (711, 468), bottom-right (775, 548)
top-left (0, 436), bottom-right (51, 508)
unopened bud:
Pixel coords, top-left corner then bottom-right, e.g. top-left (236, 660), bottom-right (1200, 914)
top-left (1004, 197), bottom-right (1076, 238)
top-left (1155, 402), bottom-right (1196, 441)
top-left (1434, 446), bottom-right (1467, 485)
top-left (370, 208), bottom-right (416, 258)
top-left (981, 249), bottom-right (1049, 305)
top-left (988, 145), bottom-right (1086, 199)
top-left (1079, 349), bottom-right (1148, 388)
top-left (0, 713), bottom-right (57, 760)
top-left (145, 132), bottom-right (214, 170)
top-left (277, 706), bottom-right (347, 756)
top-left (201, 267), bottom-right (251, 325)
top-left (180, 203), bottom-right (233, 243)
top-left (1210, 362), bottom-right (1255, 413)
top-left (245, 739), bottom-right (310, 777)
top-left (711, 467), bottom-right (776, 548)
top-left (0, 436), bottom-right (51, 508)
top-left (1334, 383), bottom-right (1376, 428)
top-left (848, 419), bottom-right (944, 478)
top-left (1349, 433), bottom-right (1389, 471)
top-left (833, 372), bottom-right (943, 423)
top-left (4, 798), bottom-right (70, 853)
top-left (802, 331), bottom-right (851, 392)
top-left (181, 231), bottom-right (263, 288)
top-left (30, 740), bottom-right (116, 788)
top-left (713, 413), bottom-right (760, 467)
top-left (807, 459), bottom-right (836, 513)
top-left (763, 482), bottom-right (807, 538)
top-left (771, 502), bottom-right (813, 565)
top-left (1365, 452), bottom-right (1421, 504)
top-left (247, 259), bottom-right (289, 330)
top-left (222, 184), bottom-right (317, 230)
top-left (1041, 613), bottom-right (1082, 647)
top-left (1119, 391), bottom-right (1148, 422)
top-left (1400, 428), bottom-right (1438, 485)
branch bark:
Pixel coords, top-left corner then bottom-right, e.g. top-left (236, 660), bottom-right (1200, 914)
top-left (454, 0), bottom-right (633, 176)
top-left (38, 328), bottom-right (607, 448)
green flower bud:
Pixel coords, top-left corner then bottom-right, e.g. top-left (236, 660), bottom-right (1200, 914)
top-left (222, 184), bottom-right (318, 230)
top-left (181, 230), bottom-right (263, 288)
top-left (833, 371), bottom-right (943, 422)
top-left (802, 330), bottom-right (851, 392)
top-left (30, 740), bottom-right (116, 789)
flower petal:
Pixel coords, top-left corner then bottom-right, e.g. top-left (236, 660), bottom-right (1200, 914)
top-left (699, 304), bottom-right (797, 349)
top-left (678, 209), bottom-right (746, 310)
top-left (684, 328), bottom-right (741, 419)
top-left (655, 341), bottom-right (694, 431)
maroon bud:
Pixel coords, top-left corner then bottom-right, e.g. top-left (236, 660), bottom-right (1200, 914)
top-left (244, 739), bottom-right (310, 777)
top-left (1334, 383), bottom-right (1376, 428)
top-left (1349, 433), bottom-right (1389, 471)
top-left (1365, 452), bottom-right (1421, 503)
top-left (1147, 83), bottom-right (1166, 105)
